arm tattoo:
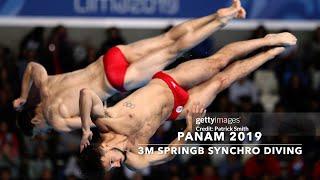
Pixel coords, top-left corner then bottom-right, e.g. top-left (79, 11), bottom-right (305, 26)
top-left (123, 101), bottom-right (135, 109)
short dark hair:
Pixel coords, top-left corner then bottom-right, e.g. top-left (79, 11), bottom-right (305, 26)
top-left (79, 143), bottom-right (105, 179)
top-left (16, 107), bottom-right (35, 137)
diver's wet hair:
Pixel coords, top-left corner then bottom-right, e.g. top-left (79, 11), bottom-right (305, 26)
top-left (15, 84), bottom-right (41, 137)
top-left (79, 131), bottom-right (105, 179)
top-left (79, 143), bottom-right (105, 179)
top-left (16, 107), bottom-right (35, 137)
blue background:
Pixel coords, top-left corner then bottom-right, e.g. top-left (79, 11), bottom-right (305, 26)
top-left (1, 0), bottom-right (320, 19)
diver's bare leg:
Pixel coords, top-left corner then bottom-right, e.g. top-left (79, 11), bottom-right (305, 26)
top-left (121, 0), bottom-right (245, 63)
top-left (164, 33), bottom-right (297, 89)
top-left (180, 47), bottom-right (286, 118)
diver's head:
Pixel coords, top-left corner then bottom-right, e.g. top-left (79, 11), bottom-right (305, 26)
top-left (79, 142), bottom-right (126, 179)
top-left (16, 107), bottom-right (35, 137)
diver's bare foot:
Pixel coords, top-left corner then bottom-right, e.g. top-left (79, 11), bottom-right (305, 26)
top-left (265, 32), bottom-right (297, 46)
top-left (217, 0), bottom-right (246, 20)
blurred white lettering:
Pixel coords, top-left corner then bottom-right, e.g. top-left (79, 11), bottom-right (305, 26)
top-left (74, 0), bottom-right (180, 15)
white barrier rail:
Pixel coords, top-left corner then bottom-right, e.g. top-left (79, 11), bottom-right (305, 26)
top-left (0, 17), bottom-right (320, 30)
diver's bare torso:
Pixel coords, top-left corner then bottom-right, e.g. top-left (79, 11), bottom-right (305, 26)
top-left (100, 79), bottom-right (176, 151)
top-left (38, 57), bottom-right (116, 127)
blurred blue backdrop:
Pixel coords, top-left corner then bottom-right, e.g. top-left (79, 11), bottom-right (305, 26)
top-left (1, 0), bottom-right (320, 20)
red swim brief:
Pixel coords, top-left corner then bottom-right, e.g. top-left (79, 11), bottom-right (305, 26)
top-left (103, 47), bottom-right (129, 92)
top-left (152, 72), bottom-right (189, 121)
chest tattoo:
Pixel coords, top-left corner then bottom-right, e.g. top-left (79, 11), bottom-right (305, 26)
top-left (123, 101), bottom-right (135, 109)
